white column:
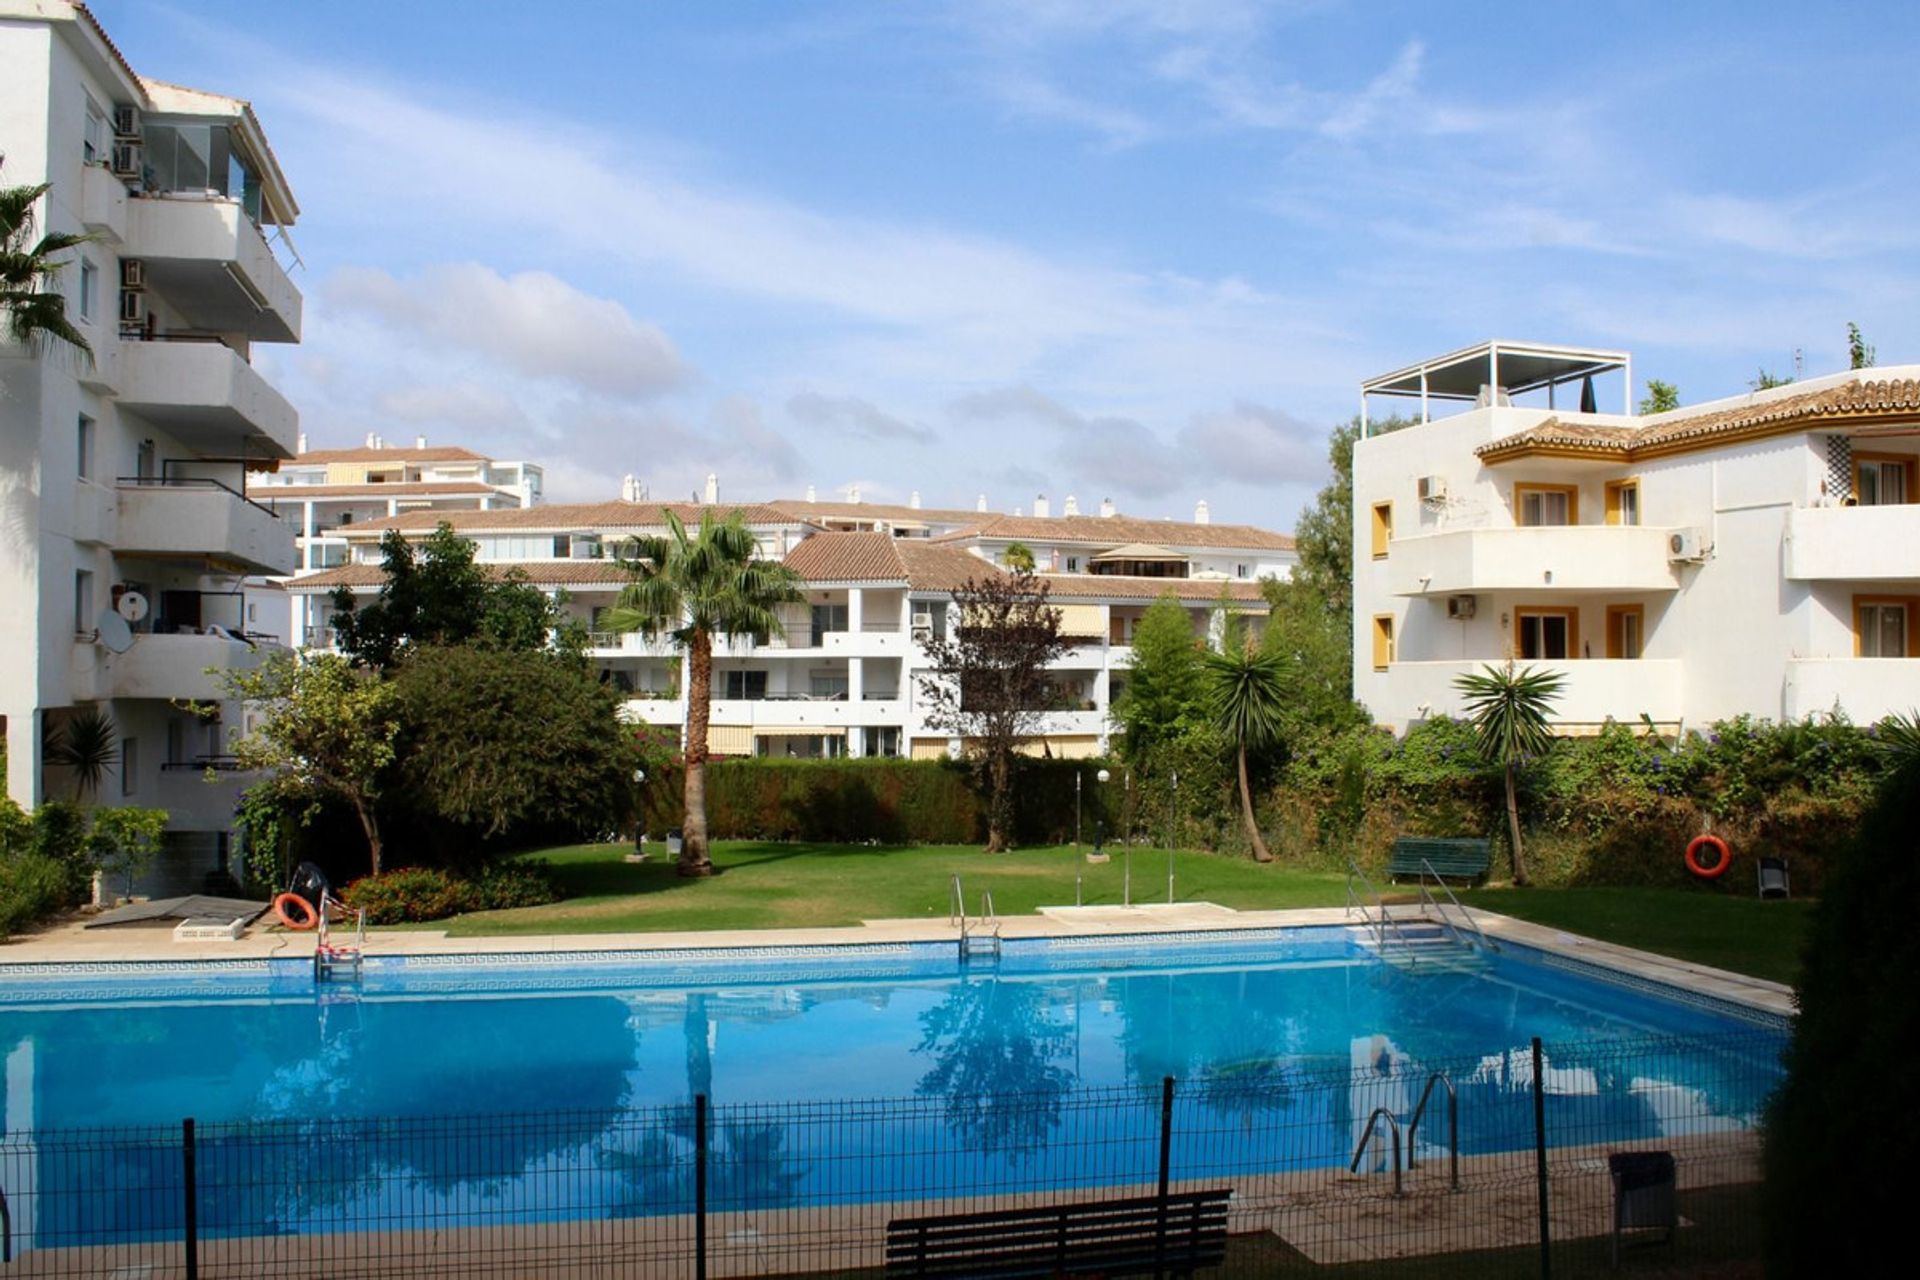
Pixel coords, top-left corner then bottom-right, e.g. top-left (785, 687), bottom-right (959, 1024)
top-left (302, 500), bottom-right (315, 570)
top-left (846, 587), bottom-right (863, 637)
top-left (1092, 667), bottom-right (1113, 754)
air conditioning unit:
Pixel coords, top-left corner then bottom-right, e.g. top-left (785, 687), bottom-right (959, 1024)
top-left (1667, 528), bottom-right (1709, 562)
top-left (110, 141), bottom-right (141, 177)
top-left (911, 612), bottom-right (933, 640)
top-left (111, 104), bottom-right (140, 137)
top-left (1417, 475), bottom-right (1449, 502)
top-left (1446, 594), bottom-right (1477, 620)
top-left (120, 258), bottom-right (145, 290)
top-left (119, 289), bottom-right (147, 326)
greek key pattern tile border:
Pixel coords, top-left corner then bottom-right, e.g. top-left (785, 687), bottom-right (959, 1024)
top-left (0, 958), bottom-right (273, 981)
top-left (369, 942), bottom-right (922, 971)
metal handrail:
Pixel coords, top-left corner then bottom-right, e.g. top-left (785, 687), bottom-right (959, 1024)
top-left (1349, 1107), bottom-right (1404, 1196)
top-left (116, 474), bottom-right (282, 520)
top-left (980, 890), bottom-right (998, 930)
top-left (949, 875), bottom-right (965, 929)
top-left (1345, 861), bottom-right (1421, 960)
top-left (1406, 1072), bottom-right (1461, 1190)
top-left (1418, 858), bottom-right (1495, 953)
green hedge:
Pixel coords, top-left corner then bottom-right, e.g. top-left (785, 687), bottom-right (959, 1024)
top-left (639, 757), bottom-right (1123, 847)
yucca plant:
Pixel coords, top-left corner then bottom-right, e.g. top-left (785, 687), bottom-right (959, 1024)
top-left (43, 707), bottom-right (119, 800)
top-left (607, 510), bottom-right (804, 877)
top-left (1453, 661), bottom-right (1564, 886)
top-left (1, 162), bottom-right (93, 359)
top-left (1875, 710), bottom-right (1920, 772)
top-left (1201, 636), bottom-right (1289, 862)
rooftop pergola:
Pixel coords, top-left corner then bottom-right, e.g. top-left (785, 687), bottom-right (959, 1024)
top-left (1359, 340), bottom-right (1632, 436)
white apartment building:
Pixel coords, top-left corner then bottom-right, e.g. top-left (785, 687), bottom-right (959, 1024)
top-left (1352, 339), bottom-right (1920, 732)
top-left (291, 496), bottom-right (1289, 760)
top-left (0, 1), bottom-right (302, 891)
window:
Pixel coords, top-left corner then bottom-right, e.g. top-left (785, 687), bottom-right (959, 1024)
top-left (78, 259), bottom-right (98, 321)
top-left (77, 415), bottom-right (95, 481)
top-left (1604, 480), bottom-right (1641, 526)
top-left (1066, 557), bottom-right (1080, 572)
top-left (136, 439), bottom-right (156, 479)
top-left (1854, 453), bottom-right (1916, 506)
top-left (1516, 485), bottom-right (1578, 526)
top-left (1856, 597), bottom-right (1918, 658)
top-left (1370, 502), bottom-right (1393, 558)
top-left (1515, 608), bottom-right (1579, 660)
top-left (73, 569), bottom-right (94, 635)
top-left (120, 737), bottom-right (136, 797)
top-left (722, 670), bottom-right (769, 699)
top-left (167, 718), bottom-right (186, 766)
top-left (809, 671), bottom-right (849, 699)
top-left (810, 603), bottom-right (849, 644)
top-left (1371, 615), bottom-right (1395, 670)
top-left (1605, 605), bottom-right (1644, 659)
top-left (1236, 563), bottom-right (1249, 579)
top-left (84, 98), bottom-right (111, 163)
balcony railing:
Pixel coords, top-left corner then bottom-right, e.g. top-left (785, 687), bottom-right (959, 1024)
top-left (1387, 525), bottom-right (1681, 596)
top-left (1785, 505), bottom-right (1920, 582)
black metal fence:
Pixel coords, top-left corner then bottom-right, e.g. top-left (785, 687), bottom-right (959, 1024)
top-left (0, 1030), bottom-right (1782, 1278)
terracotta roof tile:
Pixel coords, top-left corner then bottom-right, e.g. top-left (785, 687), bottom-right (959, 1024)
top-left (769, 499), bottom-right (985, 525)
top-left (780, 533), bottom-right (910, 583)
top-left (252, 481), bottom-right (502, 500)
top-left (1040, 575), bottom-right (1269, 603)
top-left (935, 512), bottom-right (1294, 552)
top-left (341, 501), bottom-right (805, 536)
top-left (290, 560), bottom-right (629, 593)
top-left (289, 445), bottom-right (490, 465)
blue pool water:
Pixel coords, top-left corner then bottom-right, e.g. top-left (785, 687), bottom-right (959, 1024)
top-left (0, 928), bottom-right (1786, 1244)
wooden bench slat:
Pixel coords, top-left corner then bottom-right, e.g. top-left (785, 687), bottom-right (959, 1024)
top-left (885, 1189), bottom-right (1231, 1279)
top-left (1387, 836), bottom-right (1491, 883)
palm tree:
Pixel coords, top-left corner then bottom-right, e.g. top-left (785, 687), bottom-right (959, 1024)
top-left (43, 707), bottom-right (119, 800)
top-left (607, 510), bottom-right (803, 877)
top-left (2, 164), bottom-right (93, 358)
top-left (1201, 636), bottom-right (1288, 862)
top-left (1453, 661), bottom-right (1564, 886)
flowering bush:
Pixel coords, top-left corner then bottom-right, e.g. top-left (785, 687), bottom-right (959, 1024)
top-left (341, 867), bottom-right (462, 924)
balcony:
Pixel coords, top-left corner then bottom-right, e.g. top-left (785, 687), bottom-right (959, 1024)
top-left (115, 338), bottom-right (299, 457)
top-left (1786, 506), bottom-right (1920, 582)
top-left (1387, 526), bottom-right (1681, 597)
top-left (1783, 659), bottom-right (1920, 721)
top-left (125, 195), bottom-right (301, 342)
top-left (116, 478), bottom-right (295, 575)
top-left (620, 698), bottom-right (683, 726)
top-left (1376, 659), bottom-right (1685, 730)
top-left (111, 632), bottom-right (281, 702)
top-left (79, 163), bottom-right (129, 243)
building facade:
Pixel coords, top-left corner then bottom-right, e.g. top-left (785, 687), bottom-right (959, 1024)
top-left (0, 1), bottom-right (302, 891)
top-left (1352, 340), bottom-right (1920, 732)
top-left (292, 497), bottom-right (1292, 760)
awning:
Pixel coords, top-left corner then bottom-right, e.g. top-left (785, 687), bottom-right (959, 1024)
top-left (754, 727), bottom-right (847, 738)
top-left (1092, 543), bottom-right (1184, 562)
top-left (1054, 603), bottom-right (1105, 636)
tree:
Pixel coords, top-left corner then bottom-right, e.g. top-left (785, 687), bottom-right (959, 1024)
top-left (1637, 380), bottom-right (1680, 415)
top-left (387, 645), bottom-right (636, 854)
top-left (86, 807), bottom-right (168, 901)
top-left (1452, 662), bottom-right (1563, 886)
top-left (1847, 321), bottom-right (1876, 370)
top-left (1, 162), bottom-right (91, 358)
top-left (1260, 577), bottom-right (1369, 742)
top-left (42, 707), bottom-right (118, 799)
top-left (1002, 541), bottom-right (1036, 572)
top-left (606, 510), bottom-right (804, 877)
top-left (1201, 634), bottom-right (1288, 862)
top-left (222, 653), bottom-right (400, 875)
top-left (918, 568), bottom-right (1070, 852)
top-left (330, 524), bottom-right (571, 670)
top-left (1751, 368), bottom-right (1795, 391)
top-left (1291, 414), bottom-right (1414, 626)
top-left (1110, 594), bottom-right (1206, 763)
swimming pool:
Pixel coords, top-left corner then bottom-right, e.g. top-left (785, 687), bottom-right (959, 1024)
top-left (0, 927), bottom-right (1786, 1250)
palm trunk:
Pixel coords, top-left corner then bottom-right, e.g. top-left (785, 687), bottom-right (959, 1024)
top-left (1504, 760), bottom-right (1529, 886)
top-left (680, 629), bottom-right (715, 877)
top-left (1237, 744), bottom-right (1272, 862)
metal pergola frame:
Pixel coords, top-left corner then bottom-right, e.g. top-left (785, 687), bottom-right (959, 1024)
top-left (1360, 340), bottom-right (1632, 436)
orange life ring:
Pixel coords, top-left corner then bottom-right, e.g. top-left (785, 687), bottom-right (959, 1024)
top-left (273, 892), bottom-right (319, 930)
top-left (1685, 835), bottom-right (1731, 879)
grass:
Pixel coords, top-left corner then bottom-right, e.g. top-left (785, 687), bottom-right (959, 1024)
top-left (426, 841), bottom-right (1811, 984)
top-left (435, 841), bottom-right (1348, 936)
top-left (1458, 884), bottom-right (1812, 986)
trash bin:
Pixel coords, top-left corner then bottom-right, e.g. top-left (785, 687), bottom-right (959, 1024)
top-left (666, 829), bottom-right (684, 856)
top-left (1608, 1150), bottom-right (1676, 1265)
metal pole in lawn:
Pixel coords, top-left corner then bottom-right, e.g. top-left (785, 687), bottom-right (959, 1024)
top-left (695, 1093), bottom-right (709, 1279)
top-left (1532, 1037), bottom-right (1551, 1279)
top-left (1074, 770), bottom-right (1082, 850)
top-left (1166, 771), bottom-right (1178, 903)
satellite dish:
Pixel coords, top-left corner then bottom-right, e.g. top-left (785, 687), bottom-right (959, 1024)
top-left (96, 609), bottom-right (134, 654)
top-left (116, 590), bottom-right (150, 623)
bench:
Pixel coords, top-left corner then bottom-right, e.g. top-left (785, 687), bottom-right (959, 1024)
top-left (1388, 837), bottom-right (1492, 884)
top-left (885, 1188), bottom-right (1232, 1278)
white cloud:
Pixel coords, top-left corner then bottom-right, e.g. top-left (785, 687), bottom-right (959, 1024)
top-left (374, 382), bottom-right (532, 434)
top-left (326, 263), bottom-right (689, 398)
top-left (786, 392), bottom-right (937, 444)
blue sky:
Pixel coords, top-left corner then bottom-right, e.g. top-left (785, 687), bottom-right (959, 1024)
top-left (89, 1), bottom-right (1920, 526)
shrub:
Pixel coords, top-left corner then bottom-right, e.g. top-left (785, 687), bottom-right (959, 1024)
top-left (0, 853), bottom-right (74, 940)
top-left (342, 867), bottom-right (463, 924)
top-left (459, 861), bottom-right (559, 912)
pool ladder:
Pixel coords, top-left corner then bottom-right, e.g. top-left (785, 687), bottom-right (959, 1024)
top-left (314, 897), bottom-right (367, 983)
top-left (951, 875), bottom-right (1002, 966)
top-left (1348, 1070), bottom-right (1461, 1195)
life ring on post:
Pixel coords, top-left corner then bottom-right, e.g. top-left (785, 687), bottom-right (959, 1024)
top-left (1685, 835), bottom-right (1731, 879)
top-left (273, 892), bottom-right (319, 931)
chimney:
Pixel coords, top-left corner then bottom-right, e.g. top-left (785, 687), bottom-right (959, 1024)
top-left (910, 490), bottom-right (922, 509)
top-left (415, 434), bottom-right (428, 450)
top-left (365, 431), bottom-right (378, 449)
top-left (1194, 500), bottom-right (1210, 525)
top-left (849, 485), bottom-right (862, 504)
top-left (1100, 497), bottom-right (1116, 518)
top-left (704, 472), bottom-right (719, 505)
top-left (1033, 494), bottom-right (1050, 519)
top-left (296, 431), bottom-right (308, 454)
top-left (806, 484), bottom-right (817, 503)
top-left (1063, 495), bottom-right (1079, 517)
top-left (977, 494), bottom-right (989, 513)
top-left (621, 474), bottom-right (636, 503)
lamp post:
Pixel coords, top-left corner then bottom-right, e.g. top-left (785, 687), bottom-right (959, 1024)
top-left (1167, 769), bottom-right (1178, 904)
top-left (632, 767), bottom-right (648, 857)
top-left (1074, 769), bottom-right (1082, 851)
top-left (1086, 769), bottom-right (1111, 865)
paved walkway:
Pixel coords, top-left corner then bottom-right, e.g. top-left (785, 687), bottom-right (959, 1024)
top-left (0, 899), bottom-right (1791, 1015)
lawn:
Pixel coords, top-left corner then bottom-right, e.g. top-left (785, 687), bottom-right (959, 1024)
top-left (431, 841), bottom-right (1811, 983)
top-left (438, 841), bottom-right (1349, 936)
top-left (1459, 884), bottom-right (1812, 986)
